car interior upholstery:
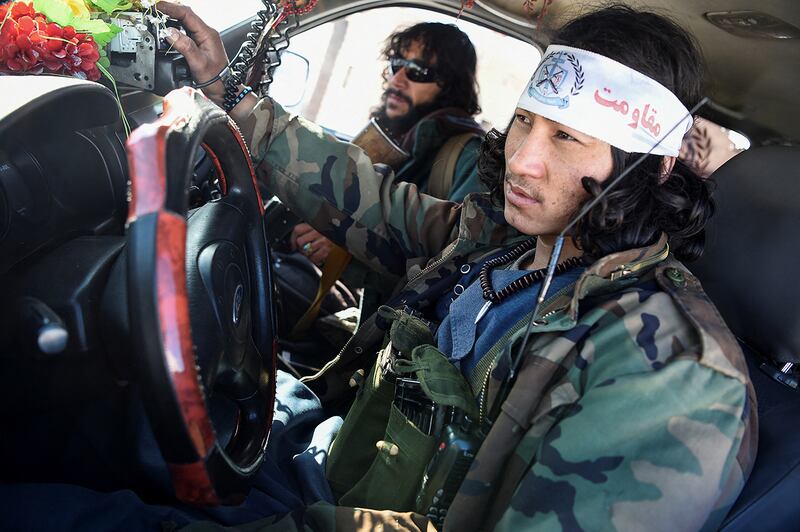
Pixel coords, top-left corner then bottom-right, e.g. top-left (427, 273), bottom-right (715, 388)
top-left (691, 146), bottom-right (800, 530)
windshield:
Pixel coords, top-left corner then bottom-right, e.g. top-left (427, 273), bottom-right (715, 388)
top-left (181, 0), bottom-right (264, 31)
top-left (269, 7), bottom-right (541, 136)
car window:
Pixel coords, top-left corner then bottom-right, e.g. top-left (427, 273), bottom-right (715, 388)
top-left (268, 7), bottom-right (542, 137)
top-left (181, 0), bottom-right (265, 31)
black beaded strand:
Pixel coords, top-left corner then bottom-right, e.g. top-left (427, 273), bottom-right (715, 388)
top-left (479, 239), bottom-right (583, 304)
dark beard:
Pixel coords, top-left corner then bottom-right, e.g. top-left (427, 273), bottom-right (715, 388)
top-left (370, 89), bottom-right (441, 143)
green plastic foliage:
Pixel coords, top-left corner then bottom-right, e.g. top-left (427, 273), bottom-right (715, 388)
top-left (32, 0), bottom-right (78, 26)
top-left (31, 0), bottom-right (123, 76)
top-left (89, 0), bottom-right (133, 15)
top-left (33, 0), bottom-right (123, 36)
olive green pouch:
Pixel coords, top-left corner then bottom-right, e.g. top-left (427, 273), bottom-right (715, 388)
top-left (394, 344), bottom-right (479, 419)
top-left (326, 304), bottom-right (431, 500)
top-left (326, 307), bottom-right (477, 511)
top-left (325, 343), bottom-right (395, 500)
top-left (378, 305), bottom-right (435, 355)
top-left (337, 402), bottom-right (437, 511)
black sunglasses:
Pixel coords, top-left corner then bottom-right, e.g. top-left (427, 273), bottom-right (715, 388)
top-left (388, 57), bottom-right (438, 83)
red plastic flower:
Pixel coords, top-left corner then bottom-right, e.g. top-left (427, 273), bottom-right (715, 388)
top-left (0, 2), bottom-right (101, 81)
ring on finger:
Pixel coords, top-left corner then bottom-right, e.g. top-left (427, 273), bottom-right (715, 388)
top-left (302, 242), bottom-right (313, 255)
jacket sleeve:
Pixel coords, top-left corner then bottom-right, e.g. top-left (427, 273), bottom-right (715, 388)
top-left (494, 355), bottom-right (750, 532)
top-left (446, 136), bottom-right (484, 203)
top-left (240, 98), bottom-right (462, 279)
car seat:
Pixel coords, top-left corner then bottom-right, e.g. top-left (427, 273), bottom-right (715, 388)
top-left (689, 146), bottom-right (800, 530)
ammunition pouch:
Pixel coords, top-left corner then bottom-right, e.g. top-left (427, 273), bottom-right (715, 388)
top-left (325, 306), bottom-right (478, 512)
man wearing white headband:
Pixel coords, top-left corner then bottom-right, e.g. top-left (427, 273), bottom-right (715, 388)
top-left (18, 4), bottom-right (752, 530)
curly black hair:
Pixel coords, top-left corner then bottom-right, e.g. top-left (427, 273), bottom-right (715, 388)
top-left (381, 22), bottom-right (480, 116)
top-left (478, 5), bottom-right (714, 262)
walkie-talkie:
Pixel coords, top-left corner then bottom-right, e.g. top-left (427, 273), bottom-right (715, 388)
top-left (415, 418), bottom-right (481, 526)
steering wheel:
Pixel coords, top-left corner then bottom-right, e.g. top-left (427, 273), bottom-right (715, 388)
top-left (125, 87), bottom-right (276, 505)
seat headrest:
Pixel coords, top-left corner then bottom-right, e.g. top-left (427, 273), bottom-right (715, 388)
top-left (691, 146), bottom-right (800, 365)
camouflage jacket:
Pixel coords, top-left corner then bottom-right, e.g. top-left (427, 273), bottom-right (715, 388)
top-left (344, 107), bottom-right (484, 313)
top-left (236, 99), bottom-right (758, 531)
top-left (394, 106), bottom-right (484, 203)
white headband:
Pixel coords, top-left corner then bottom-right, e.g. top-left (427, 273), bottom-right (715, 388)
top-left (517, 45), bottom-right (692, 156)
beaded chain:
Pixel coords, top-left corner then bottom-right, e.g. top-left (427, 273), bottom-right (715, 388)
top-left (479, 238), bottom-right (584, 304)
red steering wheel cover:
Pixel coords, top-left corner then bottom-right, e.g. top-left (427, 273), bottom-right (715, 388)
top-left (125, 87), bottom-right (273, 505)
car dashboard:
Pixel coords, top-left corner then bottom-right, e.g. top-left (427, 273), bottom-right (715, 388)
top-left (0, 76), bottom-right (128, 275)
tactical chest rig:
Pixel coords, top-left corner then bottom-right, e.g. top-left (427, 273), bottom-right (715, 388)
top-left (325, 303), bottom-right (485, 527)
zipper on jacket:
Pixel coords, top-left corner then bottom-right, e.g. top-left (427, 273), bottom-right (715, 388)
top-left (406, 239), bottom-right (459, 286)
top-left (475, 282), bottom-right (576, 424)
top-left (609, 243), bottom-right (669, 280)
top-left (300, 336), bottom-right (352, 383)
top-left (304, 241), bottom-right (461, 383)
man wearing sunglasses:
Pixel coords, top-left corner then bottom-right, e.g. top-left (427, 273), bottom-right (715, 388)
top-left (375, 21), bottom-right (485, 196)
top-left (284, 22), bottom-right (486, 348)
top-left (289, 22), bottom-right (485, 269)
top-left (373, 21), bottom-right (485, 202)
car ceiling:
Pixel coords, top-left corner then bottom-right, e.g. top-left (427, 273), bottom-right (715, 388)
top-left (304, 0), bottom-right (800, 143)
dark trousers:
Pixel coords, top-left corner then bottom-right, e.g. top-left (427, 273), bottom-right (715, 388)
top-left (0, 371), bottom-right (341, 531)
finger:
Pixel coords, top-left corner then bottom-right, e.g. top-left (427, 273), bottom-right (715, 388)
top-left (289, 225), bottom-right (303, 249)
top-left (294, 223), bottom-right (316, 238)
top-left (310, 249), bottom-right (328, 266)
top-left (163, 26), bottom-right (205, 69)
top-left (159, 3), bottom-right (226, 75)
top-left (311, 239), bottom-right (332, 261)
top-left (164, 31), bottom-right (224, 100)
top-left (295, 230), bottom-right (318, 248)
top-left (312, 236), bottom-right (331, 250)
top-left (296, 240), bottom-right (314, 259)
top-left (157, 2), bottom-right (213, 37)
top-left (315, 246), bottom-right (331, 263)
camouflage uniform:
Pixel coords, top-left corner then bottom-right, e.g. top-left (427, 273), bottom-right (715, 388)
top-left (393, 106), bottom-right (484, 203)
top-left (344, 106), bottom-right (484, 317)
top-left (233, 99), bottom-right (758, 531)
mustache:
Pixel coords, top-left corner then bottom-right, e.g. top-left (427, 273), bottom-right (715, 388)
top-left (504, 172), bottom-right (541, 201)
top-left (384, 88), bottom-right (413, 107)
